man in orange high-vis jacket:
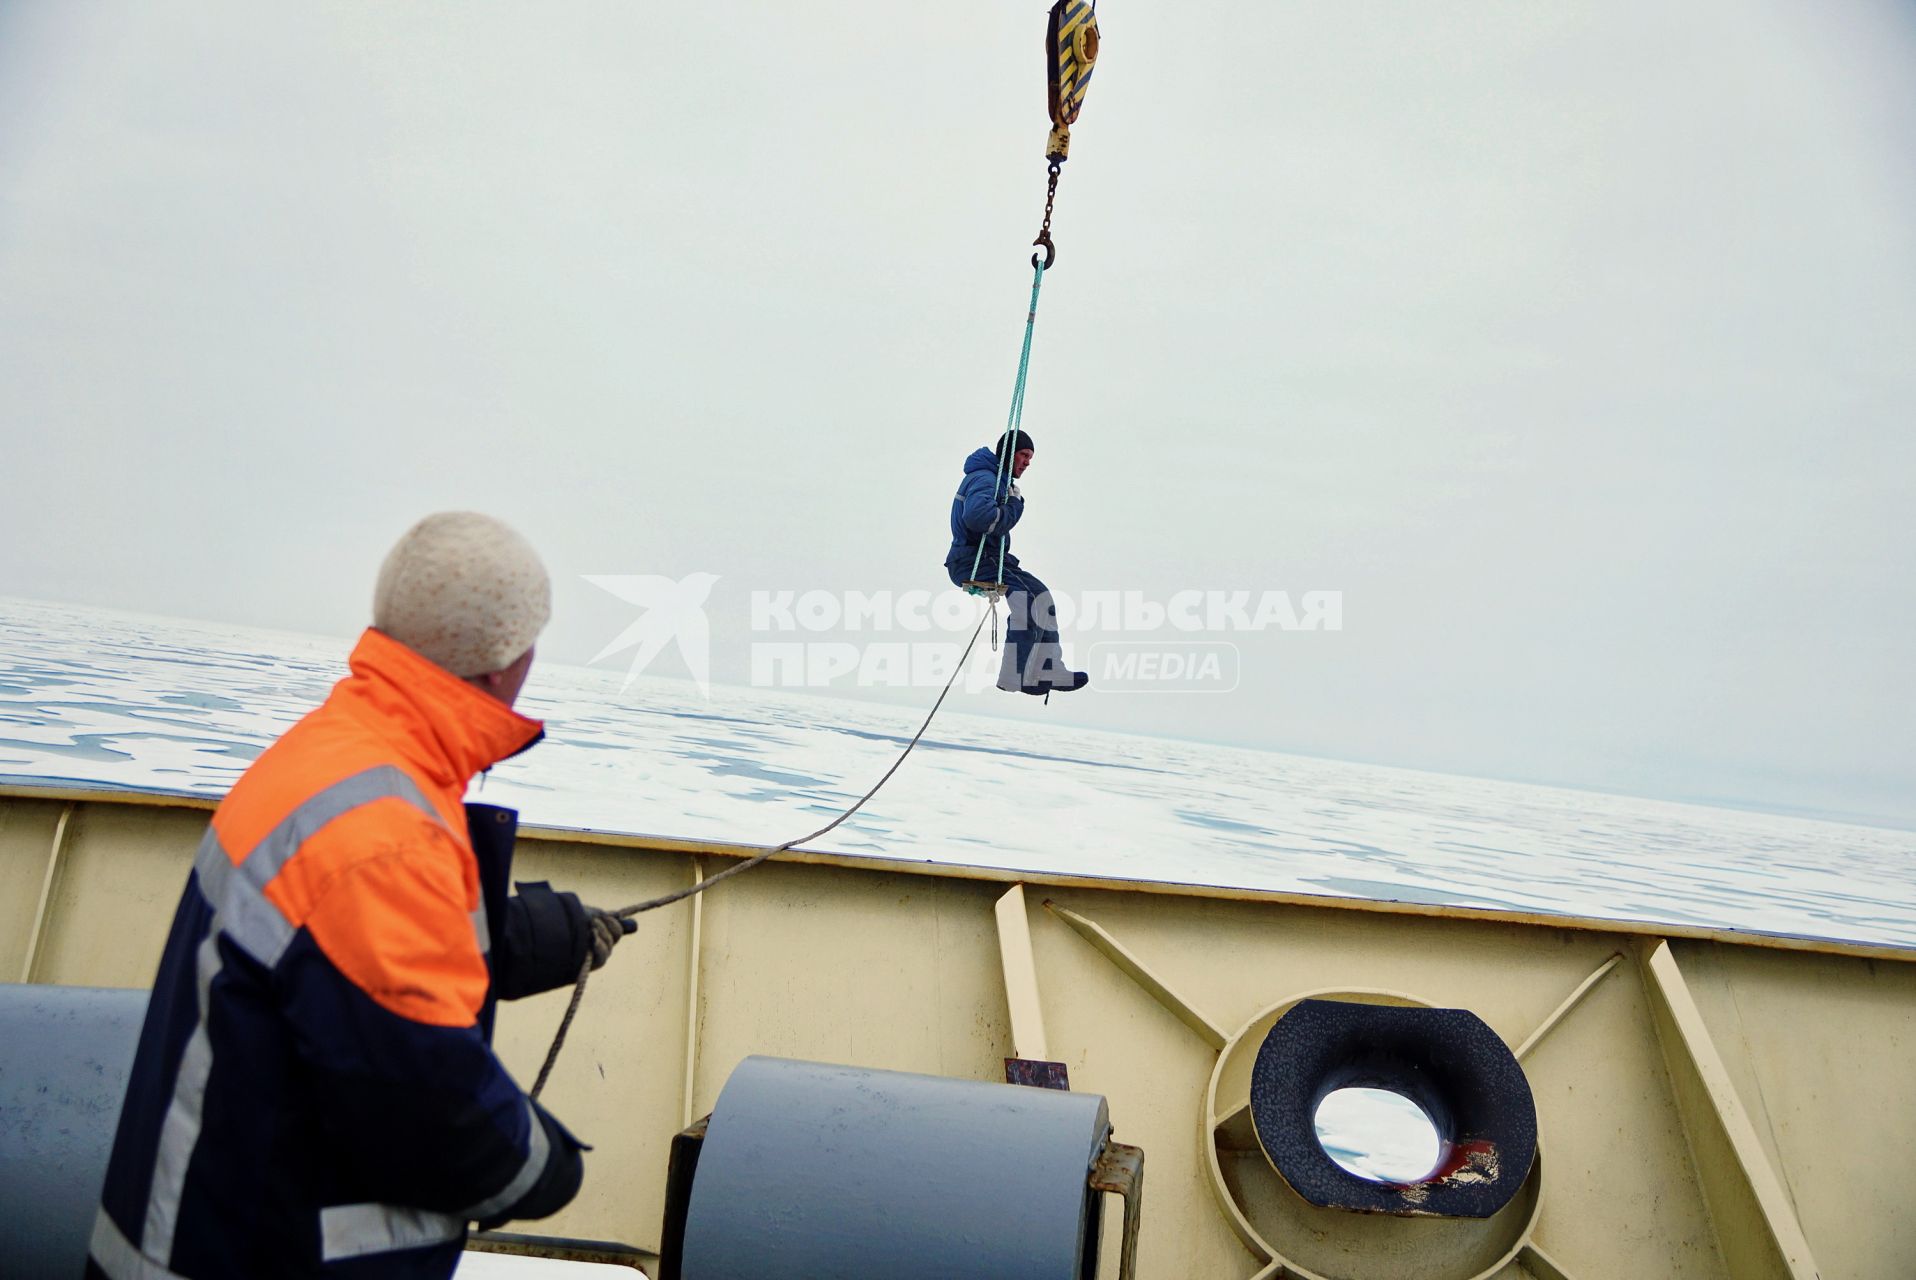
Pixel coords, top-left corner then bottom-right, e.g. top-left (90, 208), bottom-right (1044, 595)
top-left (88, 512), bottom-right (631, 1280)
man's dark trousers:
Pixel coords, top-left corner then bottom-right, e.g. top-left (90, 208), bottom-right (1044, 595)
top-left (947, 554), bottom-right (1067, 691)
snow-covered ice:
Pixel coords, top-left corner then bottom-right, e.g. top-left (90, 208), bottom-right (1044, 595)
top-left (3, 597), bottom-right (1912, 950)
top-left (1314, 1088), bottom-right (1441, 1183)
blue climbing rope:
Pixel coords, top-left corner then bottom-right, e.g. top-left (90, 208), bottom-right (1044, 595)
top-left (968, 258), bottom-right (1049, 592)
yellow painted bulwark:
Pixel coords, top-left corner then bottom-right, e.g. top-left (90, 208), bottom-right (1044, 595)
top-left (4, 785), bottom-right (1912, 1278)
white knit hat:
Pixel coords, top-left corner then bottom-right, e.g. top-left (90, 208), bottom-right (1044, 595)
top-left (372, 512), bottom-right (552, 677)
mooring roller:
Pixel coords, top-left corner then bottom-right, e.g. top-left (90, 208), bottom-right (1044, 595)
top-left (662, 1055), bottom-right (1143, 1280)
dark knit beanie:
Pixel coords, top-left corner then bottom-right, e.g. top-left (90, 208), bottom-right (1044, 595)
top-left (993, 430), bottom-right (1036, 460)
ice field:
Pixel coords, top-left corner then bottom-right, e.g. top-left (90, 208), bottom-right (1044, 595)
top-left (3, 596), bottom-right (1912, 951)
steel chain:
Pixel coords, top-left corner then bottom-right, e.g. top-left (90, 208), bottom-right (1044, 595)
top-left (1031, 161), bottom-right (1062, 269)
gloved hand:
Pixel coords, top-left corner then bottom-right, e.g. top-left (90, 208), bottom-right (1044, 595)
top-left (500, 883), bottom-right (637, 998)
top-left (587, 908), bottom-right (635, 971)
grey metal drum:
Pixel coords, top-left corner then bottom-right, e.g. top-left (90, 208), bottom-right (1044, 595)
top-left (0, 984), bottom-right (147, 1278)
top-left (679, 1056), bottom-right (1112, 1280)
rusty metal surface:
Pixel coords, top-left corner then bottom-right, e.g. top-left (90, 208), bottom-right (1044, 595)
top-left (1090, 1140), bottom-right (1145, 1280)
top-left (466, 1230), bottom-right (655, 1271)
top-left (1005, 1056), bottom-right (1073, 1089)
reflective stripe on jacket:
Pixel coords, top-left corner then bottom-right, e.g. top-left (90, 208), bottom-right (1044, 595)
top-left (88, 628), bottom-right (585, 1280)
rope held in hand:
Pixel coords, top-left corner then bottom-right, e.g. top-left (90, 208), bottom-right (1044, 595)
top-left (528, 602), bottom-right (998, 1100)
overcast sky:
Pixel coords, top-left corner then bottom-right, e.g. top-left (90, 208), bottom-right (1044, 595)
top-left (3, 1), bottom-right (1913, 829)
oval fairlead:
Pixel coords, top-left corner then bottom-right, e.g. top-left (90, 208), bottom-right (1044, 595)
top-left (1249, 999), bottom-right (1539, 1219)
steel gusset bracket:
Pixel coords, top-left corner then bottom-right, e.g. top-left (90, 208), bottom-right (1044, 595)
top-left (1089, 1140), bottom-right (1145, 1280)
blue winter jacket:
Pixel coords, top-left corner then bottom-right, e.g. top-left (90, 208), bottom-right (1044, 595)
top-left (946, 446), bottom-right (1024, 576)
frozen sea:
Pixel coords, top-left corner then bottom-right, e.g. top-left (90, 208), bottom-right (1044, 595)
top-left (2, 597), bottom-right (1912, 951)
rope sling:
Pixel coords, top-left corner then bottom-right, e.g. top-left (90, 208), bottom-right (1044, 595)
top-left (527, 0), bottom-right (1100, 1104)
top-left (964, 256), bottom-right (1049, 596)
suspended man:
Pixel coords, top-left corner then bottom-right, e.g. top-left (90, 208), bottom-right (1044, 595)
top-left (945, 430), bottom-right (1089, 697)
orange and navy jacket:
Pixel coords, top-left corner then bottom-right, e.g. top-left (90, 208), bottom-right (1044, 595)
top-left (87, 629), bottom-right (588, 1280)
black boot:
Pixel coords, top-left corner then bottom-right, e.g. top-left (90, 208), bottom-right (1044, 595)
top-left (1021, 670), bottom-right (1089, 696)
